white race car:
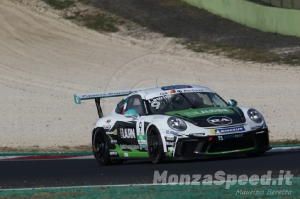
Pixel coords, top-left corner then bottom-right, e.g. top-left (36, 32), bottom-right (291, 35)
top-left (74, 85), bottom-right (270, 166)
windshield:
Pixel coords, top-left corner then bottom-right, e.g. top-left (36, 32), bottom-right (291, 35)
top-left (146, 92), bottom-right (228, 114)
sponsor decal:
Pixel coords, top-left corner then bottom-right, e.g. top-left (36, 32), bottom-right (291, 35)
top-left (166, 130), bottom-right (180, 136)
top-left (105, 119), bottom-right (111, 124)
top-left (184, 109), bottom-right (231, 117)
top-left (182, 89), bottom-right (205, 93)
top-left (169, 90), bottom-right (176, 94)
top-left (137, 135), bottom-right (146, 140)
top-left (189, 133), bottom-right (205, 137)
top-left (159, 91), bottom-right (169, 96)
top-left (81, 90), bottom-right (140, 99)
top-left (106, 132), bottom-right (114, 135)
top-left (148, 96), bottom-right (170, 103)
top-left (110, 151), bottom-right (118, 155)
top-left (120, 128), bottom-right (136, 139)
top-left (124, 153), bottom-right (128, 157)
top-left (168, 147), bottom-right (174, 152)
top-left (166, 142), bottom-right (174, 145)
top-left (146, 87), bottom-right (212, 100)
top-left (218, 133), bottom-right (244, 141)
top-left (207, 116), bottom-right (232, 125)
top-left (148, 96), bottom-right (171, 109)
top-left (120, 144), bottom-right (140, 150)
top-left (110, 140), bottom-right (118, 144)
top-left (166, 108), bottom-right (235, 118)
top-left (215, 126), bottom-right (245, 134)
top-left (139, 144), bottom-right (147, 150)
top-left (82, 93), bottom-right (114, 98)
top-left (160, 89), bottom-right (207, 96)
top-left (165, 136), bottom-right (175, 141)
top-left (103, 125), bottom-right (111, 130)
top-left (138, 140), bottom-right (147, 144)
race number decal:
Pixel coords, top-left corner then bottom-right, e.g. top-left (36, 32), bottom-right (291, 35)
top-left (136, 120), bottom-right (145, 136)
top-left (136, 119), bottom-right (147, 147)
top-left (151, 101), bottom-right (160, 109)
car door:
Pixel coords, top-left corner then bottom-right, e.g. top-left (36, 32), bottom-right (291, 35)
top-left (116, 95), bottom-right (147, 151)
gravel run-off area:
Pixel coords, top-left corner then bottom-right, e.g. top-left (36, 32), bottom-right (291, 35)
top-left (0, 0), bottom-right (300, 151)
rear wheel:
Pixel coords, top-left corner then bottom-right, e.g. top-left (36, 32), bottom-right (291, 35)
top-left (93, 128), bottom-right (111, 166)
top-left (147, 127), bottom-right (164, 164)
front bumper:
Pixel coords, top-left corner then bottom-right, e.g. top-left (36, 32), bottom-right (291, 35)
top-left (166, 128), bottom-right (270, 159)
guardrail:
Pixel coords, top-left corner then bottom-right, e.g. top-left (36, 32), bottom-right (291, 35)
top-left (182, 0), bottom-right (300, 38)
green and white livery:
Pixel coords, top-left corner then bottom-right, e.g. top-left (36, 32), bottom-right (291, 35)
top-left (74, 85), bottom-right (270, 166)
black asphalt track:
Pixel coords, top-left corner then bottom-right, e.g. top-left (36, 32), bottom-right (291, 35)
top-left (0, 151), bottom-right (299, 189)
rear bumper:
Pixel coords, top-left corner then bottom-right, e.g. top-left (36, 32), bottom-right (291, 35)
top-left (166, 128), bottom-right (270, 160)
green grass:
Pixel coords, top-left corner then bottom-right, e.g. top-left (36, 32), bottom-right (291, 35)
top-left (81, 13), bottom-right (123, 33)
top-left (77, 0), bottom-right (92, 5)
top-left (41, 0), bottom-right (74, 10)
top-left (185, 40), bottom-right (300, 65)
top-left (41, 0), bottom-right (123, 33)
top-left (40, 0), bottom-right (300, 65)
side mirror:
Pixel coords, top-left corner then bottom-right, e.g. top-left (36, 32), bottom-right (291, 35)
top-left (228, 99), bottom-right (238, 107)
top-left (124, 109), bottom-right (140, 119)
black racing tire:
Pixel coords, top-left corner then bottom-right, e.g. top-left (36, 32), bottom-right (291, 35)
top-left (246, 151), bottom-right (265, 157)
top-left (147, 127), bottom-right (164, 164)
top-left (92, 128), bottom-right (111, 166)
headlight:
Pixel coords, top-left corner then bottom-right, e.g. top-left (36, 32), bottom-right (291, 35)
top-left (247, 109), bottom-right (263, 123)
top-left (167, 117), bottom-right (187, 131)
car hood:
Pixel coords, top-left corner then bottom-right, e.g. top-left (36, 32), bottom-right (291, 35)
top-left (164, 107), bottom-right (246, 127)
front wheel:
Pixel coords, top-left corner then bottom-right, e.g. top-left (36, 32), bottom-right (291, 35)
top-left (147, 127), bottom-right (164, 164)
top-left (92, 128), bottom-right (111, 166)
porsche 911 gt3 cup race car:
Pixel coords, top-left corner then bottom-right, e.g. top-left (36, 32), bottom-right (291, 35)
top-left (74, 85), bottom-right (270, 166)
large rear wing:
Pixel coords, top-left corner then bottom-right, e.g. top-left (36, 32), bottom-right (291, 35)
top-left (74, 87), bottom-right (148, 104)
top-left (74, 87), bottom-right (148, 118)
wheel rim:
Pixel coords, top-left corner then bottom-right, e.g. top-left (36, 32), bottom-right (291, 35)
top-left (149, 134), bottom-right (159, 159)
top-left (94, 133), bottom-right (106, 159)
